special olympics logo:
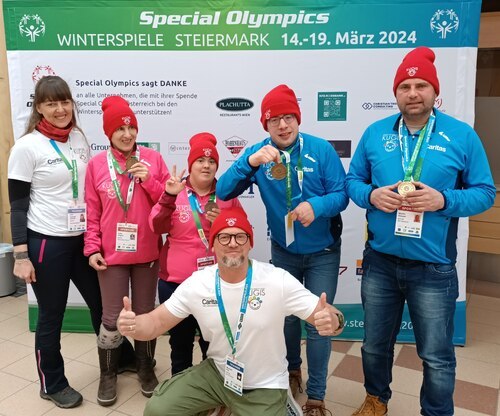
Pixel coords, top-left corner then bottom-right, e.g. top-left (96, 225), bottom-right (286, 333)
top-left (122, 116), bottom-right (131, 125)
top-left (19, 14), bottom-right (46, 43)
top-left (406, 67), bottom-right (418, 77)
top-left (430, 9), bottom-right (459, 39)
top-left (203, 148), bottom-right (212, 157)
top-left (32, 65), bottom-right (56, 83)
top-left (226, 218), bottom-right (237, 226)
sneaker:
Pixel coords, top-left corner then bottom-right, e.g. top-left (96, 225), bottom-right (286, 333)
top-left (302, 399), bottom-right (332, 416)
top-left (288, 369), bottom-right (303, 398)
top-left (40, 386), bottom-right (83, 408)
top-left (352, 394), bottom-right (388, 416)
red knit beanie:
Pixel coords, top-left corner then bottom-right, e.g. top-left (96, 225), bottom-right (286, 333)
top-left (209, 207), bottom-right (254, 248)
top-left (188, 132), bottom-right (219, 172)
top-left (260, 84), bottom-right (301, 131)
top-left (393, 47), bottom-right (440, 96)
top-left (101, 96), bottom-right (138, 140)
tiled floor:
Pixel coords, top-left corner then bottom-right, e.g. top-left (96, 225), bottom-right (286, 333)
top-left (0, 280), bottom-right (499, 416)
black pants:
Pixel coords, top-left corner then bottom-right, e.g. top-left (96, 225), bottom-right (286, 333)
top-left (158, 279), bottom-right (209, 375)
top-left (28, 230), bottom-right (102, 394)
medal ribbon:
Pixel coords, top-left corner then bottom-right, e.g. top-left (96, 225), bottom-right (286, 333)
top-left (398, 113), bottom-right (435, 182)
top-left (106, 148), bottom-right (140, 215)
top-left (215, 261), bottom-right (253, 357)
top-left (276, 134), bottom-right (304, 213)
top-left (50, 139), bottom-right (78, 199)
top-left (187, 190), bottom-right (216, 250)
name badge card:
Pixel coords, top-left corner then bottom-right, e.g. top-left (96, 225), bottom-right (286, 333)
top-left (67, 203), bottom-right (87, 232)
top-left (285, 212), bottom-right (295, 247)
top-left (116, 223), bottom-right (138, 252)
top-left (197, 256), bottom-right (215, 270)
top-left (224, 355), bottom-right (245, 396)
top-left (395, 205), bottom-right (423, 238)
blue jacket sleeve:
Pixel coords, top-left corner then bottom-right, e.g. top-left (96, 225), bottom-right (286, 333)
top-left (346, 129), bottom-right (375, 209)
top-left (216, 145), bottom-right (261, 201)
top-left (440, 130), bottom-right (495, 217)
top-left (307, 142), bottom-right (348, 218)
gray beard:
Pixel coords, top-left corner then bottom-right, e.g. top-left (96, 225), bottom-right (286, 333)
top-left (220, 255), bottom-right (245, 268)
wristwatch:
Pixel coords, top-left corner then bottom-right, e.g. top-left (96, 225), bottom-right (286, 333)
top-left (13, 251), bottom-right (29, 260)
top-left (336, 313), bottom-right (345, 330)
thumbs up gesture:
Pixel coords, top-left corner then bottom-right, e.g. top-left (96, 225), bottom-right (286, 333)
top-left (118, 296), bottom-right (137, 336)
top-left (313, 293), bottom-right (344, 336)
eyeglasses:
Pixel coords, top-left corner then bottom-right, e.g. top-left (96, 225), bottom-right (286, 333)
top-left (216, 233), bottom-right (250, 246)
top-left (267, 114), bottom-right (296, 127)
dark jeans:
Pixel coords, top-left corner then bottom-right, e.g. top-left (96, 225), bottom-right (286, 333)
top-left (271, 239), bottom-right (341, 401)
top-left (158, 279), bottom-right (209, 375)
top-left (28, 231), bottom-right (102, 394)
top-left (361, 247), bottom-right (458, 416)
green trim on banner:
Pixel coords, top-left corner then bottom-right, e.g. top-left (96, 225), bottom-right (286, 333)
top-left (28, 301), bottom-right (466, 346)
top-left (4, 0), bottom-right (481, 51)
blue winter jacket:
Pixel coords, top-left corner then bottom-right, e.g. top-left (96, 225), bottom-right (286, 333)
top-left (216, 132), bottom-right (348, 254)
top-left (346, 109), bottom-right (496, 264)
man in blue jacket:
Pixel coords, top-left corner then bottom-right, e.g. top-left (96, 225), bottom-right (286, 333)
top-left (217, 84), bottom-right (348, 415)
top-left (346, 47), bottom-right (496, 416)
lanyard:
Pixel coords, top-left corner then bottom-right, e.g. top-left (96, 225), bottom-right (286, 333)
top-left (215, 262), bottom-right (253, 357)
top-left (187, 189), bottom-right (216, 250)
top-left (106, 148), bottom-right (140, 216)
top-left (398, 113), bottom-right (435, 182)
top-left (275, 134), bottom-right (304, 212)
top-left (50, 139), bottom-right (78, 200)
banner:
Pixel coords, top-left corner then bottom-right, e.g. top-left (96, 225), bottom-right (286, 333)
top-left (3, 0), bottom-right (481, 343)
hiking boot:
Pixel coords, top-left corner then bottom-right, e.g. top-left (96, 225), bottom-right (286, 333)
top-left (302, 399), bottom-right (333, 416)
top-left (352, 394), bottom-right (388, 416)
top-left (40, 386), bottom-right (83, 408)
top-left (288, 368), bottom-right (303, 398)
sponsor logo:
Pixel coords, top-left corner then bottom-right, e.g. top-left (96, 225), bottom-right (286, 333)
top-left (304, 154), bottom-right (316, 163)
top-left (202, 298), bottom-right (218, 307)
top-left (362, 102), bottom-right (398, 111)
top-left (382, 134), bottom-right (398, 152)
top-left (47, 158), bottom-right (63, 165)
top-left (168, 142), bottom-right (190, 155)
top-left (19, 14), bottom-right (45, 43)
top-left (438, 131), bottom-right (451, 142)
top-left (428, 144), bottom-right (446, 153)
top-left (137, 142), bottom-right (160, 152)
top-left (430, 9), bottom-right (459, 39)
top-left (32, 65), bottom-right (56, 83)
top-left (216, 98), bottom-right (254, 112)
top-left (238, 183), bottom-right (256, 199)
top-left (90, 143), bottom-right (110, 152)
top-left (223, 136), bottom-right (247, 157)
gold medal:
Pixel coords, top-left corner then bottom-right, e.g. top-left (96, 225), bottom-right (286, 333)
top-left (204, 201), bottom-right (219, 213)
top-left (271, 163), bottom-right (287, 180)
top-left (398, 181), bottom-right (416, 197)
top-left (126, 156), bottom-right (139, 171)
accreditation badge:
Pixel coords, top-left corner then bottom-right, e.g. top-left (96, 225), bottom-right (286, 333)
top-left (394, 204), bottom-right (423, 238)
top-left (197, 256), bottom-right (215, 270)
top-left (116, 223), bottom-right (138, 252)
top-left (224, 355), bottom-right (245, 396)
top-left (67, 203), bottom-right (87, 232)
top-left (285, 212), bottom-right (295, 247)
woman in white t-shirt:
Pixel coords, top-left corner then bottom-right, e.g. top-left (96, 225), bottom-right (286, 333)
top-left (7, 76), bottom-right (133, 409)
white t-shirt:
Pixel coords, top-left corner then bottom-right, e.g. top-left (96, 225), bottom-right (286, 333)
top-left (8, 129), bottom-right (90, 236)
top-left (165, 259), bottom-right (318, 390)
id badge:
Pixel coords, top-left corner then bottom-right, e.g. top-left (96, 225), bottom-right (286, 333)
top-left (116, 223), bottom-right (138, 252)
top-left (394, 204), bottom-right (423, 238)
top-left (67, 203), bottom-right (87, 232)
top-left (224, 355), bottom-right (245, 396)
top-left (197, 256), bottom-right (215, 270)
top-left (285, 212), bottom-right (295, 247)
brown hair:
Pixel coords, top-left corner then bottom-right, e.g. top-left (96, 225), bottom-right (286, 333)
top-left (24, 76), bottom-right (81, 135)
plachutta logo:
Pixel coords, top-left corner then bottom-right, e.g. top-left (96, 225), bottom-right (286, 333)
top-left (19, 14), bottom-right (46, 43)
top-left (216, 98), bottom-right (254, 112)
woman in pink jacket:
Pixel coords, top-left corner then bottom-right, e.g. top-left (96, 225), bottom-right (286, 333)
top-left (84, 96), bottom-right (169, 406)
top-left (149, 132), bottom-right (240, 376)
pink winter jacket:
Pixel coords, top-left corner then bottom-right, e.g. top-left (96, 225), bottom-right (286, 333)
top-left (149, 177), bottom-right (241, 284)
top-left (84, 146), bottom-right (170, 265)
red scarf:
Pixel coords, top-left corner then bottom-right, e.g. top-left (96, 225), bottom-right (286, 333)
top-left (36, 118), bottom-right (73, 143)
